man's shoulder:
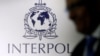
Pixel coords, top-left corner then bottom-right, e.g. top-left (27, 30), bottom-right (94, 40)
top-left (75, 38), bottom-right (86, 48)
top-left (71, 38), bottom-right (86, 56)
top-left (71, 38), bottom-right (100, 56)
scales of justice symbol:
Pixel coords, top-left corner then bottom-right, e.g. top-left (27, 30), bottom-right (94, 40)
top-left (23, 0), bottom-right (58, 40)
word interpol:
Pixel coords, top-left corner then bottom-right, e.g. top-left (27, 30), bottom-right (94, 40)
top-left (8, 43), bottom-right (71, 54)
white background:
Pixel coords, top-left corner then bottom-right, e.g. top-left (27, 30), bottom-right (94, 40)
top-left (0, 0), bottom-right (84, 56)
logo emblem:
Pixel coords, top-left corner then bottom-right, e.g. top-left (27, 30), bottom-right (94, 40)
top-left (23, 0), bottom-right (58, 40)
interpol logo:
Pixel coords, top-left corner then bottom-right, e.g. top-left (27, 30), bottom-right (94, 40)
top-left (23, 0), bottom-right (58, 40)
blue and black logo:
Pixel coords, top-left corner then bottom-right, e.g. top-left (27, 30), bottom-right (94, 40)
top-left (23, 0), bottom-right (58, 40)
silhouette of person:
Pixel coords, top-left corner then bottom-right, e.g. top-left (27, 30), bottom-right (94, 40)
top-left (66, 0), bottom-right (100, 56)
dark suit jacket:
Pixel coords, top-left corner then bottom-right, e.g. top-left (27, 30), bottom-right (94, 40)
top-left (71, 38), bottom-right (100, 56)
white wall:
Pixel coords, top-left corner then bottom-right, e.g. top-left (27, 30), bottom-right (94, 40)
top-left (0, 0), bottom-right (84, 56)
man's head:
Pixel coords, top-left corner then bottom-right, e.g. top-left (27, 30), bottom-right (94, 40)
top-left (67, 0), bottom-right (100, 35)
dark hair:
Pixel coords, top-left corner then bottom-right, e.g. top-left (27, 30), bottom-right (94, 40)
top-left (82, 0), bottom-right (100, 33)
top-left (81, 0), bottom-right (100, 22)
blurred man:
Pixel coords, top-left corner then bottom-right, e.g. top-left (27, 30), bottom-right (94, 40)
top-left (66, 0), bottom-right (100, 56)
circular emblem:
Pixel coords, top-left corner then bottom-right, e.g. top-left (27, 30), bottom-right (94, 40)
top-left (24, 0), bottom-right (58, 40)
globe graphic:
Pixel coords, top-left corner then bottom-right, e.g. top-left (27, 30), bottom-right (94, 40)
top-left (28, 10), bottom-right (53, 31)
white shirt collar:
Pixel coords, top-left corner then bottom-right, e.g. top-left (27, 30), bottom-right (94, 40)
top-left (92, 25), bottom-right (100, 38)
